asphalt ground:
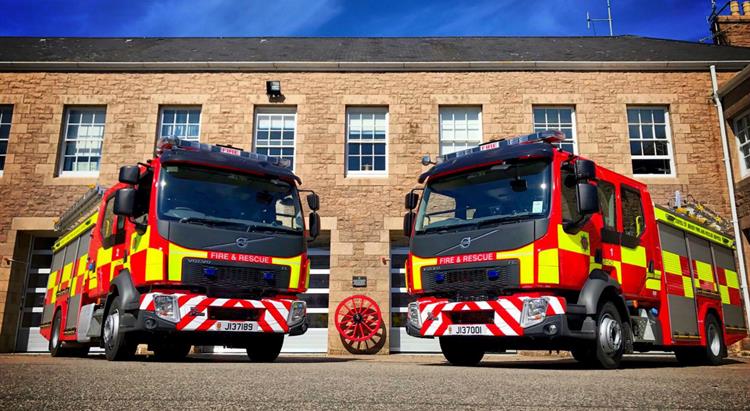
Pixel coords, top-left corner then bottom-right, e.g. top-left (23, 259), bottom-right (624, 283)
top-left (0, 353), bottom-right (748, 410)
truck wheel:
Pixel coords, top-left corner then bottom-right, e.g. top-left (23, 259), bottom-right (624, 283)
top-left (103, 296), bottom-right (137, 361)
top-left (152, 342), bottom-right (192, 361)
top-left (246, 334), bottom-right (284, 362)
top-left (49, 310), bottom-right (70, 357)
top-left (439, 337), bottom-right (485, 366)
top-left (592, 301), bottom-right (624, 369)
top-left (676, 314), bottom-right (725, 366)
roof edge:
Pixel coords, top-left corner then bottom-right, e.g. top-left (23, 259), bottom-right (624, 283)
top-left (0, 60), bottom-right (749, 72)
top-left (718, 63), bottom-right (750, 96)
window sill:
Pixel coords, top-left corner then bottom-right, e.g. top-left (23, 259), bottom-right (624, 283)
top-left (50, 174), bottom-right (99, 186)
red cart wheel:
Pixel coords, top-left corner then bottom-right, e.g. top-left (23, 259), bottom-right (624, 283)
top-left (335, 295), bottom-right (383, 343)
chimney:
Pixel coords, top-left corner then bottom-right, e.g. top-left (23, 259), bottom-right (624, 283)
top-left (711, 1), bottom-right (750, 47)
top-left (731, 1), bottom-right (741, 16)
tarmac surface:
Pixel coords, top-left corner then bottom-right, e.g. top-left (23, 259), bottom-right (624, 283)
top-left (0, 353), bottom-right (749, 410)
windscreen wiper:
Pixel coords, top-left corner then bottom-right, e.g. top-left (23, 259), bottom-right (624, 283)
top-left (245, 224), bottom-right (301, 234)
top-left (473, 214), bottom-right (533, 229)
top-left (178, 217), bottom-right (248, 230)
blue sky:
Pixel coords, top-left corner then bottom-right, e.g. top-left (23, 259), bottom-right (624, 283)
top-left (0, 0), bottom-right (716, 42)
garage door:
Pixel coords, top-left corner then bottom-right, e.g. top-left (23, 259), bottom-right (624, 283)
top-left (389, 245), bottom-right (440, 353)
top-left (15, 236), bottom-right (55, 352)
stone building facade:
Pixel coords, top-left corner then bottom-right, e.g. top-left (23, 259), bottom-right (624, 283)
top-left (1, 36), bottom-right (750, 354)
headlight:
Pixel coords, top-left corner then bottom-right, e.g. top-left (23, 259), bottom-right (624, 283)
top-left (407, 302), bottom-right (422, 328)
top-left (153, 294), bottom-right (180, 323)
top-left (287, 301), bottom-right (306, 326)
top-left (520, 298), bottom-right (549, 328)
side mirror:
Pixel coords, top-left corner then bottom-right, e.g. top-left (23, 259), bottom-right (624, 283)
top-left (114, 188), bottom-right (136, 217)
top-left (575, 160), bottom-right (596, 181)
top-left (308, 212), bottom-right (320, 240)
top-left (405, 192), bottom-right (419, 210)
top-left (403, 212), bottom-right (416, 237)
top-left (306, 192), bottom-right (320, 211)
top-left (421, 155), bottom-right (433, 166)
top-left (119, 165), bottom-right (140, 185)
top-left (576, 183), bottom-right (599, 215)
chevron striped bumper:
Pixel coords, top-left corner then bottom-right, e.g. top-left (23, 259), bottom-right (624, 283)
top-left (412, 296), bottom-right (567, 337)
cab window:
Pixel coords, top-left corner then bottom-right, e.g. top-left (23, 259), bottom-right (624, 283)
top-left (560, 168), bottom-right (580, 223)
top-left (100, 196), bottom-right (125, 249)
top-left (597, 180), bottom-right (617, 230)
top-left (621, 186), bottom-right (645, 246)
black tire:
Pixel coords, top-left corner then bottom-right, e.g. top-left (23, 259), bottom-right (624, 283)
top-left (102, 296), bottom-right (137, 361)
top-left (152, 342), bottom-right (192, 362)
top-left (570, 346), bottom-right (595, 364)
top-left (439, 337), bottom-right (485, 366)
top-left (246, 334), bottom-right (284, 362)
top-left (591, 301), bottom-right (624, 369)
top-left (49, 310), bottom-right (68, 357)
top-left (675, 314), bottom-right (725, 366)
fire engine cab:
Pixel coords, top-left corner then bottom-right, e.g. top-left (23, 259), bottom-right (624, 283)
top-left (403, 130), bottom-right (748, 368)
top-left (40, 138), bottom-right (320, 362)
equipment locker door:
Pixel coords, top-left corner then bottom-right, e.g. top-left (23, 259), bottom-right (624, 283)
top-left (15, 237), bottom-right (56, 352)
top-left (712, 244), bottom-right (747, 332)
top-left (658, 222), bottom-right (699, 339)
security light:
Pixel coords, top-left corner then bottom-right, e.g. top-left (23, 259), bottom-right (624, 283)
top-left (266, 80), bottom-right (282, 97)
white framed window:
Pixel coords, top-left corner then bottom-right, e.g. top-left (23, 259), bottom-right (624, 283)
top-left (254, 107), bottom-right (296, 170)
top-left (733, 111), bottom-right (750, 177)
top-left (439, 106), bottom-right (482, 155)
top-left (627, 106), bottom-right (675, 176)
top-left (0, 105), bottom-right (12, 174)
top-left (159, 107), bottom-right (201, 142)
top-left (346, 107), bottom-right (388, 176)
top-left (533, 106), bottom-right (577, 154)
top-left (59, 107), bottom-right (106, 176)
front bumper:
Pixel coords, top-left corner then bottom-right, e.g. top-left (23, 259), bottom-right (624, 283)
top-left (407, 296), bottom-right (575, 339)
top-left (137, 293), bottom-right (307, 335)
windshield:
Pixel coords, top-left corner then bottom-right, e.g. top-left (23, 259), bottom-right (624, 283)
top-left (415, 160), bottom-right (551, 233)
top-left (158, 164), bottom-right (303, 234)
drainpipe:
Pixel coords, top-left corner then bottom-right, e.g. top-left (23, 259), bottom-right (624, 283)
top-left (710, 64), bottom-right (750, 325)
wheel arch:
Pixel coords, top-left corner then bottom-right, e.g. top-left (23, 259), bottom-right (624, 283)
top-left (102, 269), bottom-right (140, 319)
top-left (577, 270), bottom-right (629, 322)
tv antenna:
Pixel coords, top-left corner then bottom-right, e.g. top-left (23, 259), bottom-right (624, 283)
top-left (587, 0), bottom-right (614, 36)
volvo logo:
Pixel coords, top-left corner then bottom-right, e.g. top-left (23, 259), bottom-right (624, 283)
top-left (235, 237), bottom-right (250, 248)
top-left (459, 237), bottom-right (472, 249)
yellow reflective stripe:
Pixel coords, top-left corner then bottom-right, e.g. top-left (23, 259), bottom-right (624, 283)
top-left (695, 260), bottom-right (715, 288)
top-left (52, 213), bottom-right (98, 253)
top-left (682, 276), bottom-right (694, 298)
top-left (97, 247), bottom-right (113, 266)
top-left (47, 270), bottom-right (58, 289)
top-left (410, 255), bottom-right (437, 291)
top-left (498, 243), bottom-right (535, 284)
top-left (557, 225), bottom-right (588, 254)
top-left (661, 251), bottom-right (682, 275)
top-left (645, 278), bottom-right (662, 291)
top-left (144, 248), bottom-right (165, 281)
top-left (537, 248), bottom-right (559, 284)
top-left (719, 285), bottom-right (730, 304)
top-left (725, 269), bottom-right (739, 289)
top-left (621, 246), bottom-right (646, 267)
top-left (654, 207), bottom-right (735, 248)
top-left (167, 243), bottom-right (208, 281)
top-left (603, 258), bottom-right (622, 284)
top-left (129, 226), bottom-right (150, 253)
top-left (60, 262), bottom-right (73, 285)
top-left (272, 255), bottom-right (302, 289)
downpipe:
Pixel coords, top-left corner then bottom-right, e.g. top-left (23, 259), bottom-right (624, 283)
top-left (710, 64), bottom-right (750, 325)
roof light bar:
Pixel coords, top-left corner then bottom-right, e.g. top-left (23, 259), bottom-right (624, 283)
top-left (439, 130), bottom-right (565, 163)
top-left (155, 137), bottom-right (292, 168)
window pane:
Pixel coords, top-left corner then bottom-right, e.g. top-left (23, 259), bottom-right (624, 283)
top-left (0, 140), bottom-right (6, 154)
top-left (632, 159), bottom-right (671, 175)
top-left (347, 156), bottom-right (359, 171)
top-left (374, 156), bottom-right (385, 171)
top-left (0, 125), bottom-right (9, 139)
top-left (630, 141), bottom-right (642, 155)
top-left (255, 110), bottom-right (295, 169)
top-left (347, 108), bottom-right (388, 174)
top-left (641, 125), bottom-right (653, 139)
top-left (627, 109), bottom-right (639, 123)
top-left (628, 106), bottom-right (672, 175)
top-left (60, 107), bottom-right (105, 173)
top-left (654, 125), bottom-right (666, 139)
top-left (348, 143), bottom-right (360, 155)
top-left (628, 125), bottom-right (640, 139)
top-left (653, 110), bottom-right (665, 124)
top-left (642, 141), bottom-right (655, 156)
top-left (374, 143), bottom-right (385, 155)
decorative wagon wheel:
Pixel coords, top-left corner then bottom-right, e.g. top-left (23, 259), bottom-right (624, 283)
top-left (335, 295), bottom-right (385, 354)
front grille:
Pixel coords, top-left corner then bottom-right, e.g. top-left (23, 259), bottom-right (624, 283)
top-left (208, 306), bottom-right (261, 321)
top-left (181, 258), bottom-right (291, 292)
top-left (421, 259), bottom-right (519, 293)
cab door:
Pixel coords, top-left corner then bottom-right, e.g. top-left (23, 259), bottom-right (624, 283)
top-left (618, 185), bottom-right (650, 298)
top-left (95, 194), bottom-right (127, 293)
top-left (596, 179), bottom-right (620, 283)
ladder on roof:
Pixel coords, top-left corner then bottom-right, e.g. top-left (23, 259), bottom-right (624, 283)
top-left (54, 185), bottom-right (105, 233)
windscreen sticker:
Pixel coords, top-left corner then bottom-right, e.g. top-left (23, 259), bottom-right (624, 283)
top-left (532, 201), bottom-right (543, 213)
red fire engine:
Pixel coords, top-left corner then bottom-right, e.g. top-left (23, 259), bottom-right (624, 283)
top-left (40, 138), bottom-right (320, 361)
top-left (403, 131), bottom-right (748, 368)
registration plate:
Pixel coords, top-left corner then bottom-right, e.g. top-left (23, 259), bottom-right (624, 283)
top-left (215, 321), bottom-right (259, 332)
top-left (448, 325), bottom-right (487, 336)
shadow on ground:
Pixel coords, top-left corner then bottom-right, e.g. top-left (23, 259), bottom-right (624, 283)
top-left (82, 353), bottom-right (358, 364)
top-left (422, 356), bottom-right (744, 370)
